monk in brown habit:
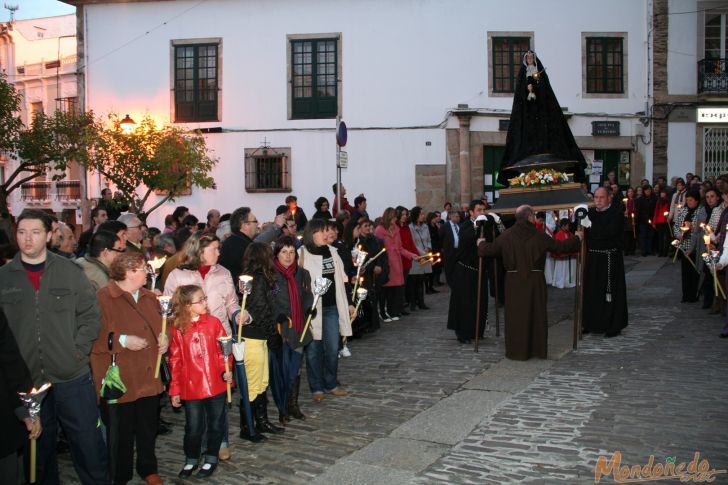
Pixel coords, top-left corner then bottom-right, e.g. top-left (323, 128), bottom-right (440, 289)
top-left (478, 205), bottom-right (582, 360)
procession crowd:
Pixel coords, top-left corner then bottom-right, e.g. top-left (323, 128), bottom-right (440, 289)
top-left (0, 184), bottom-right (457, 485)
top-left (617, 170), bottom-right (728, 338)
top-left (0, 172), bottom-right (724, 485)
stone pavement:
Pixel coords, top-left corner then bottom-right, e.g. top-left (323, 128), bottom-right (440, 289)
top-left (58, 255), bottom-right (728, 484)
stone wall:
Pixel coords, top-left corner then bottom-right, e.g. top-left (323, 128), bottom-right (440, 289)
top-left (415, 165), bottom-right (447, 212)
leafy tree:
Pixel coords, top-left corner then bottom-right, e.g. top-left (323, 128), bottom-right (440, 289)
top-left (87, 114), bottom-right (218, 220)
top-left (0, 72), bottom-right (95, 214)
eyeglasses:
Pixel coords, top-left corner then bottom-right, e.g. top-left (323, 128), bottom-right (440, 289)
top-left (108, 248), bottom-right (125, 253)
top-left (190, 296), bottom-right (208, 305)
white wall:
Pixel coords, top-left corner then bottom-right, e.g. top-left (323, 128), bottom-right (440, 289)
top-left (667, 122), bottom-right (697, 178)
top-left (81, 0), bottom-right (649, 227)
top-left (667, 0), bottom-right (698, 95)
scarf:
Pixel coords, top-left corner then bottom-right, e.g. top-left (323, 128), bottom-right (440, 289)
top-left (274, 259), bottom-right (303, 333)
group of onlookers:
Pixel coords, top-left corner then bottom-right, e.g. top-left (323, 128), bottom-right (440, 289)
top-left (0, 181), bottom-right (455, 484)
top-left (619, 171), bottom-right (728, 338)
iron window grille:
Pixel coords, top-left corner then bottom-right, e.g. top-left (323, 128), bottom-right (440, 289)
top-left (244, 145), bottom-right (291, 193)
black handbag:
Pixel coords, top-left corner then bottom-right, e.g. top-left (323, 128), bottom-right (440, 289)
top-left (159, 356), bottom-right (172, 385)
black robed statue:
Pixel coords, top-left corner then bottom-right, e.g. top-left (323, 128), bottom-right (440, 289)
top-left (497, 50), bottom-right (587, 186)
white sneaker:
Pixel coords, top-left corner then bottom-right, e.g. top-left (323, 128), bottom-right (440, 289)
top-left (382, 313), bottom-right (393, 323)
top-left (390, 315), bottom-right (400, 321)
top-left (340, 345), bottom-right (352, 358)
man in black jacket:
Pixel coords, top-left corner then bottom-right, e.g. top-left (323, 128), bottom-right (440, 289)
top-left (0, 308), bottom-right (40, 483)
top-left (219, 207), bottom-right (286, 285)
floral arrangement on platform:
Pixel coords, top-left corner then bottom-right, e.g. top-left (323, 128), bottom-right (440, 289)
top-left (508, 168), bottom-right (571, 188)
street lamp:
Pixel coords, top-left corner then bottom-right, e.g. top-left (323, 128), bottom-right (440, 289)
top-left (120, 114), bottom-right (136, 135)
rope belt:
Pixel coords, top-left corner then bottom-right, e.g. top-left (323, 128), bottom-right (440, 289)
top-left (588, 248), bottom-right (618, 302)
top-left (457, 261), bottom-right (478, 272)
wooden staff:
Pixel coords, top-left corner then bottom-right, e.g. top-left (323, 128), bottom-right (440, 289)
top-left (573, 230), bottom-right (586, 350)
top-left (474, 223), bottom-right (485, 353)
top-left (492, 224), bottom-right (500, 337)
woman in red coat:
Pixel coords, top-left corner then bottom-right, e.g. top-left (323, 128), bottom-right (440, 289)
top-left (396, 206), bottom-right (419, 314)
top-left (374, 208), bottom-right (417, 321)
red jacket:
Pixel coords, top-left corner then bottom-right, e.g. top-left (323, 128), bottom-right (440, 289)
top-left (398, 222), bottom-right (418, 272)
top-left (552, 229), bottom-right (578, 259)
top-left (169, 313), bottom-right (231, 401)
top-left (653, 197), bottom-right (670, 224)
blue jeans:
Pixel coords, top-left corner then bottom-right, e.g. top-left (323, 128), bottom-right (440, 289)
top-left (183, 392), bottom-right (226, 465)
top-left (27, 373), bottom-right (110, 485)
top-left (305, 306), bottom-right (340, 393)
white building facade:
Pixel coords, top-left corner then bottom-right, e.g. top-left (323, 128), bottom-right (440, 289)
top-left (659, 0), bottom-right (728, 181)
top-left (0, 14), bottom-right (81, 220)
top-left (68, 0), bottom-right (654, 227)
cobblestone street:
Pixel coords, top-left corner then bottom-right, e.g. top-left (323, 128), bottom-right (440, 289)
top-left (59, 256), bottom-right (728, 484)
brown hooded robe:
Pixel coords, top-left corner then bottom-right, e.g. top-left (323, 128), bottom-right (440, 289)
top-left (479, 220), bottom-right (580, 360)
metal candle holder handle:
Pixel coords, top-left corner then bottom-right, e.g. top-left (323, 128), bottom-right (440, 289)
top-left (300, 277), bottom-right (332, 343)
top-left (146, 256), bottom-right (167, 291)
top-left (217, 336), bottom-right (233, 404)
top-left (353, 288), bottom-right (368, 318)
top-left (351, 251), bottom-right (368, 298)
top-left (154, 296), bottom-right (172, 379)
top-left (672, 240), bottom-right (697, 270)
top-left (359, 247), bottom-right (387, 272)
top-left (19, 383), bottom-right (52, 483)
top-left (237, 275), bottom-right (254, 342)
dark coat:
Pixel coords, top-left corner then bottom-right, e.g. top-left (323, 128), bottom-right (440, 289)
top-left (241, 271), bottom-right (277, 341)
top-left (479, 220), bottom-right (581, 360)
top-left (0, 251), bottom-right (101, 386)
top-left (0, 308), bottom-right (33, 458)
top-left (583, 204), bottom-right (629, 334)
top-left (273, 265), bottom-right (313, 350)
top-left (440, 221), bottom-right (458, 287)
top-left (219, 232), bottom-right (254, 286)
top-left (446, 219), bottom-right (489, 340)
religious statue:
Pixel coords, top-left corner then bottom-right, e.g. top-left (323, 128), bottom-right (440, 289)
top-left (498, 50), bottom-right (587, 186)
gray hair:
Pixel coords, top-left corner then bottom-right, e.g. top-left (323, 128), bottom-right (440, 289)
top-left (117, 213), bottom-right (141, 227)
top-left (515, 205), bottom-right (534, 222)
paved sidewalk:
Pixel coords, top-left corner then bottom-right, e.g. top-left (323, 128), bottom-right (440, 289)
top-left (58, 256), bottom-right (728, 484)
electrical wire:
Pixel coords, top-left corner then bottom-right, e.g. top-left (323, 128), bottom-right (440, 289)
top-left (79, 0), bottom-right (209, 71)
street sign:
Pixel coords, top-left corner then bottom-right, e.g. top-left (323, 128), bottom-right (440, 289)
top-left (336, 120), bottom-right (347, 147)
top-left (338, 150), bottom-right (348, 168)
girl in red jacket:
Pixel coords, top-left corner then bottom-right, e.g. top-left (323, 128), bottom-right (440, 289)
top-left (168, 285), bottom-right (232, 479)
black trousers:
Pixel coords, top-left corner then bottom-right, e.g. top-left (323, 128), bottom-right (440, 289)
top-left (655, 223), bottom-right (671, 257)
top-left (105, 395), bottom-right (159, 484)
top-left (380, 285), bottom-right (404, 317)
top-left (406, 274), bottom-right (426, 308)
top-left (681, 251), bottom-right (699, 302)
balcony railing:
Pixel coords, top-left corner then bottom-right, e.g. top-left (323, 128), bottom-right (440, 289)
top-left (20, 180), bottom-right (82, 202)
top-left (56, 180), bottom-right (81, 200)
top-left (21, 181), bottom-right (51, 201)
top-left (698, 58), bottom-right (728, 94)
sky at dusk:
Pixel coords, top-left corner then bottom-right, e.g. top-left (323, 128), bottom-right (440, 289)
top-left (5, 0), bottom-right (75, 21)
